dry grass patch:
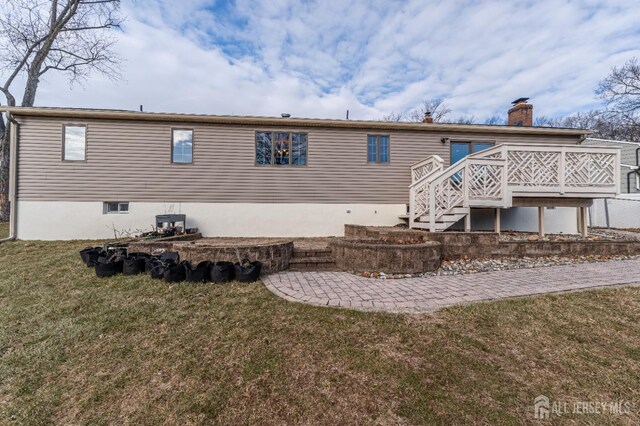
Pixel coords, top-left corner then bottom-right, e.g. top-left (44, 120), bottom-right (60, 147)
top-left (0, 221), bottom-right (8, 239)
top-left (1, 239), bottom-right (640, 425)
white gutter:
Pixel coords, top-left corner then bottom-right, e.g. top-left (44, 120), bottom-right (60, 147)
top-left (0, 112), bottom-right (18, 243)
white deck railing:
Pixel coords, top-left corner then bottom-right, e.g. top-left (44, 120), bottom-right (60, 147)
top-left (410, 155), bottom-right (444, 183)
top-left (409, 144), bottom-right (620, 231)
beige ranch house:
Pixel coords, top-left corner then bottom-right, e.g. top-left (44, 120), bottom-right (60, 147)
top-left (1, 100), bottom-right (621, 240)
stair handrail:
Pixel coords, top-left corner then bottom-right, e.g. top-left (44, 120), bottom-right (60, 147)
top-left (408, 156), bottom-right (446, 229)
top-left (411, 155), bottom-right (444, 183)
top-left (427, 161), bottom-right (468, 231)
top-left (467, 144), bottom-right (506, 159)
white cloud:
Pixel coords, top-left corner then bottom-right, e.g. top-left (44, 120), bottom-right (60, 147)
top-left (6, 0), bottom-right (640, 122)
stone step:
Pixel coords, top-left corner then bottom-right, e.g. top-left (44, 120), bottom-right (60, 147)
top-left (292, 248), bottom-right (332, 258)
top-left (288, 256), bottom-right (337, 271)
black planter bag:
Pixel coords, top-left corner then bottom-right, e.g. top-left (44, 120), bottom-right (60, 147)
top-left (147, 258), bottom-right (167, 279)
top-left (94, 257), bottom-right (123, 278)
top-left (80, 247), bottom-right (102, 267)
top-left (123, 255), bottom-right (146, 275)
top-left (233, 259), bottom-right (262, 283)
top-left (210, 261), bottom-right (235, 283)
top-left (184, 261), bottom-right (212, 283)
top-left (159, 251), bottom-right (180, 263)
top-left (164, 262), bottom-right (186, 283)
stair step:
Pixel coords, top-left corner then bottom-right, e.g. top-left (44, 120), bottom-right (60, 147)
top-left (410, 222), bottom-right (451, 230)
top-left (289, 256), bottom-right (337, 271)
top-left (415, 214), bottom-right (465, 223)
top-left (292, 248), bottom-right (332, 258)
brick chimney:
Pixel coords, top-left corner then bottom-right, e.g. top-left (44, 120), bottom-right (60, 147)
top-left (508, 98), bottom-right (533, 126)
top-left (422, 111), bottom-right (433, 123)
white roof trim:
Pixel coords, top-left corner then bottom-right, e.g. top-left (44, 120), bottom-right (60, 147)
top-left (585, 137), bottom-right (640, 146)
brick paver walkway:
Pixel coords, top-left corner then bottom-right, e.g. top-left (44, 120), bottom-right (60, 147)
top-left (263, 259), bottom-right (640, 313)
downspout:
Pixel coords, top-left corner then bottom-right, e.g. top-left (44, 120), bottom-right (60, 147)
top-left (0, 112), bottom-right (19, 243)
top-left (628, 146), bottom-right (640, 194)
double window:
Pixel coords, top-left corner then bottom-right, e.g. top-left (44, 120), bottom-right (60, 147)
top-left (63, 125), bottom-right (87, 161)
top-left (172, 129), bottom-right (193, 163)
top-left (256, 131), bottom-right (307, 166)
top-left (367, 135), bottom-right (390, 163)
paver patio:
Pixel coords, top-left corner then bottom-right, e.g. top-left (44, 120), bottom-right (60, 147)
top-left (263, 258), bottom-right (640, 313)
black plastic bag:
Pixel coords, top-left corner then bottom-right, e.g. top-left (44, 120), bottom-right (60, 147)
top-left (123, 255), bottom-right (146, 275)
top-left (184, 261), bottom-right (212, 283)
top-left (210, 261), bottom-right (235, 283)
top-left (80, 247), bottom-right (102, 267)
top-left (159, 251), bottom-right (180, 263)
top-left (164, 262), bottom-right (186, 283)
top-left (147, 258), bottom-right (167, 279)
top-left (233, 259), bottom-right (261, 283)
top-left (94, 257), bottom-right (123, 278)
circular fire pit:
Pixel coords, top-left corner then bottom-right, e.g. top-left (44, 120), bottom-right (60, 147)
top-left (330, 238), bottom-right (441, 274)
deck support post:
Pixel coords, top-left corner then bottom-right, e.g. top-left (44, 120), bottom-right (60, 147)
top-left (464, 210), bottom-right (471, 232)
top-left (494, 208), bottom-right (501, 235)
top-left (579, 206), bottom-right (588, 238)
top-left (538, 206), bottom-right (545, 238)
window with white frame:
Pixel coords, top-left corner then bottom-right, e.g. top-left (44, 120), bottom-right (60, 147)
top-left (63, 125), bottom-right (86, 161)
top-left (103, 202), bottom-right (130, 214)
top-left (172, 129), bottom-right (193, 163)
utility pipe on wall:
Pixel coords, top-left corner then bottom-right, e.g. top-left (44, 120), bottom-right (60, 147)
top-left (0, 112), bottom-right (19, 243)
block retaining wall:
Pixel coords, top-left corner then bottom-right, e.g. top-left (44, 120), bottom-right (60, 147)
top-left (344, 225), bottom-right (640, 259)
top-left (127, 238), bottom-right (293, 274)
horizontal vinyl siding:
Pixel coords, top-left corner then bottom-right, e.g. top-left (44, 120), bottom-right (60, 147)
top-left (16, 117), bottom-right (580, 203)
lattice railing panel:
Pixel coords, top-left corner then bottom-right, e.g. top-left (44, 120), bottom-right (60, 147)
top-left (412, 162), bottom-right (436, 182)
top-left (433, 172), bottom-right (464, 218)
top-left (412, 183), bottom-right (430, 218)
top-left (565, 152), bottom-right (616, 187)
top-left (411, 156), bottom-right (444, 183)
top-left (507, 151), bottom-right (560, 187)
top-left (467, 163), bottom-right (504, 200)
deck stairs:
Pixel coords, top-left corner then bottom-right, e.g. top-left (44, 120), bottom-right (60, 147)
top-left (407, 144), bottom-right (620, 232)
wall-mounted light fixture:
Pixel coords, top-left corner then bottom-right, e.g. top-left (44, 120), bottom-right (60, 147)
top-left (441, 137), bottom-right (450, 144)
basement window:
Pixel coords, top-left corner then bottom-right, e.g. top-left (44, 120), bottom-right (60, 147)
top-left (63, 125), bottom-right (86, 161)
top-left (255, 131), bottom-right (308, 166)
top-left (103, 202), bottom-right (130, 214)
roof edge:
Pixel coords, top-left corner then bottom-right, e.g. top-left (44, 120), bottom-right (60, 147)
top-left (1, 106), bottom-right (592, 136)
top-left (584, 137), bottom-right (639, 145)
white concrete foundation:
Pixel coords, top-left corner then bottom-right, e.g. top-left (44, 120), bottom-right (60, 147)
top-left (16, 201), bottom-right (586, 240)
top-left (456, 206), bottom-right (580, 234)
top-left (16, 201), bottom-right (407, 240)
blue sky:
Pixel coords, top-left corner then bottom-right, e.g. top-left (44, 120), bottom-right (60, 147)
top-left (33, 0), bottom-right (640, 121)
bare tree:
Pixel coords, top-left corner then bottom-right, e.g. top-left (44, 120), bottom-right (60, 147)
top-left (382, 98), bottom-right (452, 123)
top-left (0, 0), bottom-right (122, 220)
top-left (381, 111), bottom-right (405, 122)
top-left (596, 57), bottom-right (640, 124)
top-left (407, 98), bottom-right (452, 122)
top-left (450, 115), bottom-right (476, 125)
top-left (536, 109), bottom-right (640, 141)
top-left (484, 115), bottom-right (506, 126)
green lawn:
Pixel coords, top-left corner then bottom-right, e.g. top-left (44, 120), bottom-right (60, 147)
top-left (1, 240), bottom-right (640, 425)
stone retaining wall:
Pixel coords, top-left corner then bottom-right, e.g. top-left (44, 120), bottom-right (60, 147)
top-left (330, 237), bottom-right (441, 274)
top-left (343, 225), bottom-right (640, 260)
top-left (128, 238), bottom-right (293, 273)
